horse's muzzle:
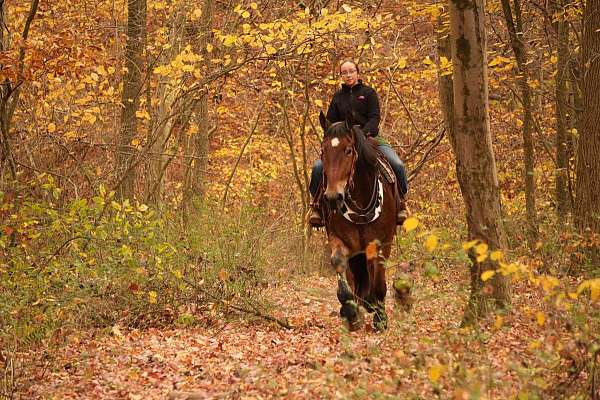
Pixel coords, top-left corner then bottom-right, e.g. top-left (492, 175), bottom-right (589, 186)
top-left (325, 192), bottom-right (345, 213)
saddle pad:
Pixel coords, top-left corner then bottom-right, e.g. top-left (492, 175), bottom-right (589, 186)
top-left (377, 157), bottom-right (396, 185)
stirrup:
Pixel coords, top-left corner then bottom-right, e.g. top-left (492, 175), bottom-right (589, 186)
top-left (397, 209), bottom-right (408, 225)
top-left (396, 195), bottom-right (408, 225)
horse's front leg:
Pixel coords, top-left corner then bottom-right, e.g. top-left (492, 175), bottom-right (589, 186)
top-left (329, 237), bottom-right (363, 331)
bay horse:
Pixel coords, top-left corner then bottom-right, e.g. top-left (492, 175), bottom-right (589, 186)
top-left (317, 111), bottom-right (398, 331)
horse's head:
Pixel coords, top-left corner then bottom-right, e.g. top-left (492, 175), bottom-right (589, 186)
top-left (319, 111), bottom-right (358, 212)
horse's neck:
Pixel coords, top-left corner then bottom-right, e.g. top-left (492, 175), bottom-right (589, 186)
top-left (350, 162), bottom-right (377, 205)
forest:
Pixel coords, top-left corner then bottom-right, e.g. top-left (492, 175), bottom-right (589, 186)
top-left (1, 0), bottom-right (599, 398)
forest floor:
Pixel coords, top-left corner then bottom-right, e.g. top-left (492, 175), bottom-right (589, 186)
top-left (22, 265), bottom-right (550, 399)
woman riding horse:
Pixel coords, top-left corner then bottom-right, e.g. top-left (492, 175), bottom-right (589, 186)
top-left (309, 60), bottom-right (409, 227)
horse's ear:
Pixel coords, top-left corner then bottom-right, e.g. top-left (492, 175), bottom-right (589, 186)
top-left (319, 111), bottom-right (330, 132)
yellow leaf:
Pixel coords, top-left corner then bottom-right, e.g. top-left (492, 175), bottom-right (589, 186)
top-left (462, 240), bottom-right (478, 250)
top-left (206, 43), bottom-right (213, 53)
top-left (536, 311), bottom-right (545, 327)
top-left (397, 58), bottom-right (407, 69)
top-left (265, 45), bottom-right (277, 55)
top-left (528, 340), bottom-right (541, 350)
top-left (241, 10), bottom-right (250, 18)
top-left (490, 250), bottom-right (504, 261)
top-left (187, 124), bottom-right (199, 136)
top-left (191, 8), bottom-right (202, 20)
top-left (314, 99), bottom-right (324, 108)
top-left (475, 242), bottom-right (488, 255)
top-left (541, 275), bottom-right (559, 293)
top-left (47, 122), bottom-right (56, 133)
top-left (250, 2), bottom-right (257, 9)
top-left (365, 240), bottom-right (379, 260)
top-left (223, 36), bottom-right (237, 46)
top-left (592, 283), bottom-right (600, 301)
top-left (148, 291), bottom-right (157, 304)
top-left (424, 234), bottom-right (438, 252)
top-left (476, 253), bottom-right (488, 262)
top-left (403, 217), bottom-right (419, 232)
top-left (494, 315), bottom-right (504, 330)
top-left (138, 204), bottom-right (149, 212)
top-left (481, 270), bottom-right (495, 281)
top-left (131, 138), bottom-right (140, 147)
top-left (428, 364), bottom-right (444, 383)
top-left (218, 269), bottom-right (229, 282)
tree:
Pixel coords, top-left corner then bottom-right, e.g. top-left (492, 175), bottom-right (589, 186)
top-left (574, 0), bottom-right (600, 263)
top-left (449, 0), bottom-right (510, 325)
top-left (500, 0), bottom-right (538, 247)
top-left (0, 0), bottom-right (40, 183)
top-left (185, 0), bottom-right (215, 205)
top-left (117, 0), bottom-right (147, 200)
top-left (551, 0), bottom-right (571, 220)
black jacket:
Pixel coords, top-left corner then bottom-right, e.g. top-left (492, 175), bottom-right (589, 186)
top-left (326, 80), bottom-right (381, 137)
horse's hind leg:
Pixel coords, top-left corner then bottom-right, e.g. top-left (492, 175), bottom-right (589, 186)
top-left (371, 246), bottom-right (390, 331)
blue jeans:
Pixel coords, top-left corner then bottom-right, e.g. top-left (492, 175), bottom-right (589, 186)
top-left (309, 143), bottom-right (408, 198)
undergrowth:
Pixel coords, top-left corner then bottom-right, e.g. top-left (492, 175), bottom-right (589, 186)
top-left (0, 176), bottom-right (282, 397)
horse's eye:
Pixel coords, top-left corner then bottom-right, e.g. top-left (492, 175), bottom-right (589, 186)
top-left (345, 147), bottom-right (353, 156)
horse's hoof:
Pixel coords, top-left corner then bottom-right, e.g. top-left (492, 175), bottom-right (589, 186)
top-left (373, 318), bottom-right (387, 331)
top-left (345, 316), bottom-right (364, 332)
top-left (340, 300), bottom-right (358, 319)
top-left (340, 301), bottom-right (363, 331)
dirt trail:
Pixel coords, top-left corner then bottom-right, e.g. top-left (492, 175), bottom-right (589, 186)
top-left (25, 273), bottom-right (534, 399)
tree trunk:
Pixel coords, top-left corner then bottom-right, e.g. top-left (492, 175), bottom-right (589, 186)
top-left (117, 0), bottom-right (146, 200)
top-left (183, 0), bottom-right (215, 212)
top-left (500, 0), bottom-right (538, 247)
top-left (574, 0), bottom-right (600, 264)
top-left (449, 0), bottom-right (510, 325)
top-left (436, 11), bottom-right (456, 153)
top-left (145, 5), bottom-right (187, 205)
top-left (552, 0), bottom-right (571, 219)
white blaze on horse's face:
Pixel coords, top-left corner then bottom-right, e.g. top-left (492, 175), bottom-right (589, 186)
top-left (322, 133), bottom-right (355, 205)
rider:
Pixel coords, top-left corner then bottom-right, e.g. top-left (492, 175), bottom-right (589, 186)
top-left (309, 60), bottom-right (409, 227)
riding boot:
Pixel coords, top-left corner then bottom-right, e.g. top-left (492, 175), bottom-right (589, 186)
top-left (309, 203), bottom-right (324, 228)
top-left (396, 192), bottom-right (409, 225)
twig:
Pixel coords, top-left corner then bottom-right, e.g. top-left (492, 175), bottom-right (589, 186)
top-left (383, 68), bottom-right (425, 136)
top-left (180, 275), bottom-right (293, 330)
top-left (407, 127), bottom-right (446, 181)
top-left (221, 97), bottom-right (266, 208)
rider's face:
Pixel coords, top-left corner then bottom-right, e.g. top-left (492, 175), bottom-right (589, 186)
top-left (340, 62), bottom-right (358, 87)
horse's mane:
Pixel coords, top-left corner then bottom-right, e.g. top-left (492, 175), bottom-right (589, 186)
top-left (325, 122), bottom-right (380, 170)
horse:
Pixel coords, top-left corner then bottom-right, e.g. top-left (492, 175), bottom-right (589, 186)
top-left (317, 111), bottom-right (398, 331)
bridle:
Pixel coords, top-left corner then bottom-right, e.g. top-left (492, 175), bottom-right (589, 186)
top-left (322, 124), bottom-right (385, 225)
